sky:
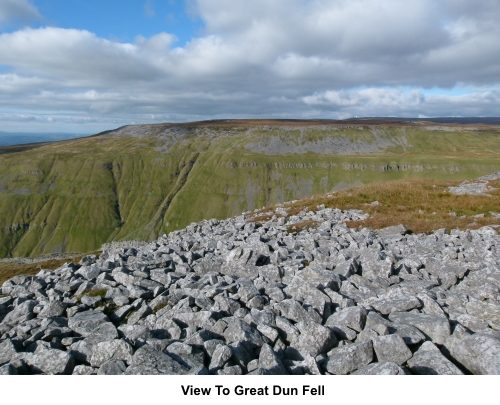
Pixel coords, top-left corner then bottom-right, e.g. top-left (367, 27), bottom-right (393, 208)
top-left (0, 0), bottom-right (499, 133)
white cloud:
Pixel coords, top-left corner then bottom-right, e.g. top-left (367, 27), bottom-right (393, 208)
top-left (303, 88), bottom-right (425, 109)
top-left (0, 73), bottom-right (49, 94)
top-left (0, 0), bottom-right (41, 23)
top-left (303, 87), bottom-right (500, 117)
top-left (0, 0), bottom-right (500, 132)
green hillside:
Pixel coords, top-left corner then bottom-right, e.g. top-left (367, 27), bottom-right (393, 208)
top-left (1, 120), bottom-right (499, 258)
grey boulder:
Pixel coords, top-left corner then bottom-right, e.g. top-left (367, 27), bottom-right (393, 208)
top-left (0, 339), bottom-right (18, 366)
top-left (371, 295), bottom-right (422, 315)
top-left (72, 365), bottom-right (96, 375)
top-left (291, 320), bottom-right (337, 357)
top-left (466, 301), bottom-right (500, 330)
top-left (208, 345), bottom-right (232, 373)
top-left (325, 306), bottom-right (367, 332)
top-left (125, 345), bottom-right (191, 375)
top-left (68, 310), bottom-right (109, 337)
top-left (30, 346), bottom-right (75, 375)
top-left (444, 331), bottom-right (500, 375)
top-left (323, 340), bottom-right (373, 375)
top-left (372, 334), bottom-right (412, 366)
top-left (97, 360), bottom-right (128, 375)
top-left (223, 318), bottom-right (263, 348)
top-left (352, 361), bottom-right (406, 375)
top-left (389, 312), bottom-right (450, 345)
top-left (90, 339), bottom-right (134, 367)
top-left (38, 301), bottom-right (67, 318)
top-left (407, 341), bottom-right (463, 375)
top-left (1, 300), bottom-right (37, 326)
top-left (274, 299), bottom-right (310, 323)
top-left (258, 343), bottom-right (287, 375)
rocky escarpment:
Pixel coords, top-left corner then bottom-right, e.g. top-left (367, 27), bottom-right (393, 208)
top-left (1, 206), bottom-right (500, 375)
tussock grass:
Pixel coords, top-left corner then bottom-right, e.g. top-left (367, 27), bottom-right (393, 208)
top-left (251, 178), bottom-right (500, 234)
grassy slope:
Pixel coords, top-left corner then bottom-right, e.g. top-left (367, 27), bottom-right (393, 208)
top-left (0, 122), bottom-right (499, 258)
top-left (249, 178), bottom-right (500, 234)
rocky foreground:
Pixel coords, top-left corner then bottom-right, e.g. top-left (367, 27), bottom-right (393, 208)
top-left (1, 206), bottom-right (500, 375)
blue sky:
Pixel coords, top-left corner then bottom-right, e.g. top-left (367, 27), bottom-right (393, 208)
top-left (0, 0), bottom-right (499, 133)
top-left (22, 0), bottom-right (202, 47)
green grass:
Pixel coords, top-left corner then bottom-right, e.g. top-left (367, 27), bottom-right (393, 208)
top-left (0, 121), bottom-right (499, 258)
top-left (152, 302), bottom-right (170, 314)
top-left (83, 288), bottom-right (108, 299)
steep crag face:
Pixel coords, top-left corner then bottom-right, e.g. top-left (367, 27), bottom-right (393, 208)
top-left (1, 120), bottom-right (499, 257)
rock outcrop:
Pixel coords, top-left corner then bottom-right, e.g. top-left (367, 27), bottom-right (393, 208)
top-left (1, 205), bottom-right (500, 375)
top-left (449, 172), bottom-right (500, 196)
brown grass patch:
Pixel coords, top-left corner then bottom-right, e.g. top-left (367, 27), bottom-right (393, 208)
top-left (286, 219), bottom-right (320, 234)
top-left (251, 178), bottom-right (500, 234)
top-left (251, 212), bottom-right (282, 223)
top-left (0, 252), bottom-right (100, 286)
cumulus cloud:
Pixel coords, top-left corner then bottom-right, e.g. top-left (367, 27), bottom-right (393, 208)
top-left (303, 88), bottom-right (426, 110)
top-left (0, 0), bottom-right (41, 23)
top-left (303, 88), bottom-right (500, 117)
top-left (0, 0), bottom-right (500, 132)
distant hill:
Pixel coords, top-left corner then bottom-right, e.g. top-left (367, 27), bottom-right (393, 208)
top-left (416, 117), bottom-right (500, 125)
top-left (0, 132), bottom-right (88, 147)
top-left (2, 118), bottom-right (499, 147)
top-left (345, 117), bottom-right (500, 125)
top-left (0, 119), bottom-right (499, 258)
